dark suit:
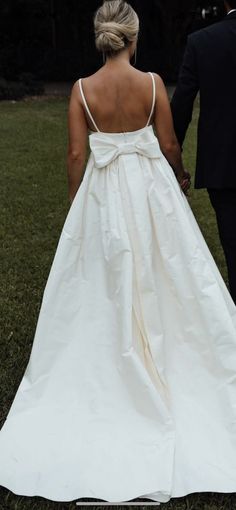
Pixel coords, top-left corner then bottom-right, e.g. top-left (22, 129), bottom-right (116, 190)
top-left (171, 10), bottom-right (236, 303)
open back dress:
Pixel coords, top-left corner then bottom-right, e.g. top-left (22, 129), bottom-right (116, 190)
top-left (0, 72), bottom-right (236, 504)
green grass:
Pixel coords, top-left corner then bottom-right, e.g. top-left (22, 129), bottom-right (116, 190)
top-left (0, 96), bottom-right (232, 510)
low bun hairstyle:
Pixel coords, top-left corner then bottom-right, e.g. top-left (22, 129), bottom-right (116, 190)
top-left (94, 0), bottom-right (139, 57)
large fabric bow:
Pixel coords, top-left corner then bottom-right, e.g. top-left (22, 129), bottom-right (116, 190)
top-left (90, 137), bottom-right (162, 169)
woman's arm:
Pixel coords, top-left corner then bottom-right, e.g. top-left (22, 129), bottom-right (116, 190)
top-left (153, 73), bottom-right (190, 193)
top-left (67, 82), bottom-right (88, 204)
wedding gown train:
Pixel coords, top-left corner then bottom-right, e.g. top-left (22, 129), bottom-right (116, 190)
top-left (0, 73), bottom-right (236, 504)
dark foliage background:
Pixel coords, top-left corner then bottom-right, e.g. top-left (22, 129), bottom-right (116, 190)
top-left (0, 0), bottom-right (225, 83)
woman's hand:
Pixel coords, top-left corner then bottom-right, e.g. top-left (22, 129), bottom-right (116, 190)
top-left (178, 170), bottom-right (191, 196)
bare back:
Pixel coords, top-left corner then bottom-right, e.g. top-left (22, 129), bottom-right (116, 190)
top-left (77, 66), bottom-right (156, 133)
top-left (68, 60), bottom-right (182, 194)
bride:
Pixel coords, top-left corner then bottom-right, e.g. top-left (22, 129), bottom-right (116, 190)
top-left (0, 0), bottom-right (236, 505)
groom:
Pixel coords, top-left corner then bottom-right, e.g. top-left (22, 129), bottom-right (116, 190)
top-left (171, 0), bottom-right (236, 304)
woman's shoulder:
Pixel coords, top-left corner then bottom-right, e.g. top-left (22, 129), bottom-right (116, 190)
top-left (73, 68), bottom-right (163, 85)
top-left (149, 72), bottom-right (168, 98)
top-left (133, 70), bottom-right (166, 93)
top-left (69, 71), bottom-right (100, 104)
top-left (72, 67), bottom-right (107, 87)
top-left (69, 68), bottom-right (166, 103)
top-left (149, 71), bottom-right (165, 85)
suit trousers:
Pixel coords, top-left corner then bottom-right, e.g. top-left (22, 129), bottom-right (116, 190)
top-left (207, 189), bottom-right (236, 304)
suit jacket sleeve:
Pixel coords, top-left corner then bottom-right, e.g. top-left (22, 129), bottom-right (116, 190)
top-left (171, 34), bottom-right (199, 148)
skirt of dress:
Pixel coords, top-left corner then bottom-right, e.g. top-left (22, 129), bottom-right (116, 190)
top-left (0, 126), bottom-right (236, 504)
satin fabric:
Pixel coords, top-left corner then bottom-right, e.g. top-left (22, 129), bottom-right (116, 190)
top-left (0, 125), bottom-right (236, 504)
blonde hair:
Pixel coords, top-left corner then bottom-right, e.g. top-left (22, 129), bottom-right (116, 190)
top-left (94, 0), bottom-right (139, 57)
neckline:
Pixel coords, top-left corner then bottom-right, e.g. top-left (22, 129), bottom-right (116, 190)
top-left (89, 124), bottom-right (154, 138)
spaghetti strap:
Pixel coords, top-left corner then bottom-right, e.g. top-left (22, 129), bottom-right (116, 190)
top-left (78, 79), bottom-right (100, 133)
top-left (146, 72), bottom-right (156, 127)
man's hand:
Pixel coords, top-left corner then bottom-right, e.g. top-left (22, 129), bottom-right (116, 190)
top-left (178, 170), bottom-right (191, 196)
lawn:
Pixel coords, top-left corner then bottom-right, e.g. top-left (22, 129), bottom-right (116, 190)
top-left (0, 96), bottom-right (233, 510)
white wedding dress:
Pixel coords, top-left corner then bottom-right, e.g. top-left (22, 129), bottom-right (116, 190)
top-left (0, 72), bottom-right (236, 505)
